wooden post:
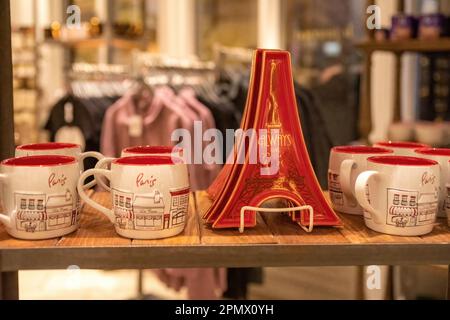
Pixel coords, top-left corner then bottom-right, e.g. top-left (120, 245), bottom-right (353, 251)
top-left (358, 0), bottom-right (376, 140)
top-left (447, 266), bottom-right (449, 300)
top-left (359, 52), bottom-right (373, 140)
top-left (137, 270), bottom-right (144, 298)
top-left (355, 266), bottom-right (365, 300)
top-left (386, 265), bottom-right (394, 300)
top-left (0, 272), bottom-right (19, 300)
top-left (393, 52), bottom-right (403, 122)
top-left (0, 0), bottom-right (19, 301)
top-left (397, 0), bottom-right (405, 13)
top-left (0, 0), bottom-right (15, 160)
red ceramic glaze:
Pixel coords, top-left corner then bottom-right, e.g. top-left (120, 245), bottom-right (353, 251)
top-left (16, 142), bottom-right (79, 151)
top-left (123, 146), bottom-right (175, 154)
top-left (205, 49), bottom-right (264, 223)
top-left (206, 50), bottom-right (341, 229)
top-left (2, 155), bottom-right (76, 167)
top-left (375, 141), bottom-right (429, 149)
top-left (114, 156), bottom-right (181, 166)
top-left (205, 50), bottom-right (264, 216)
top-left (368, 156), bottom-right (438, 166)
top-left (415, 148), bottom-right (450, 157)
top-left (332, 146), bottom-right (393, 154)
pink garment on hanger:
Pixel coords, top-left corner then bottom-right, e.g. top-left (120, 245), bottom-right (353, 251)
top-left (154, 268), bottom-right (227, 300)
top-left (179, 88), bottom-right (222, 185)
top-left (100, 86), bottom-right (227, 300)
top-left (100, 87), bottom-right (180, 158)
top-left (101, 86), bottom-right (205, 190)
top-left (157, 87), bottom-right (210, 190)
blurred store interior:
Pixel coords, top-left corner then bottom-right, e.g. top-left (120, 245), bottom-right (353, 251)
top-left (5, 0), bottom-right (450, 300)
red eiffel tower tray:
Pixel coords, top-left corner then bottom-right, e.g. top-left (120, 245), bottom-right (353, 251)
top-left (205, 49), bottom-right (341, 229)
top-left (205, 49), bottom-right (264, 220)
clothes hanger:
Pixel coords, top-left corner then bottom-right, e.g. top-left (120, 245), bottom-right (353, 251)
top-left (131, 76), bottom-right (154, 113)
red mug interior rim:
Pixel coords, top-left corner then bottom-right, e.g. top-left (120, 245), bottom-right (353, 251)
top-left (113, 156), bottom-right (182, 166)
top-left (1, 155), bottom-right (77, 167)
top-left (368, 156), bottom-right (438, 166)
top-left (415, 148), bottom-right (450, 157)
top-left (17, 142), bottom-right (80, 151)
top-left (123, 146), bottom-right (175, 154)
top-left (332, 146), bottom-right (393, 154)
top-left (375, 141), bottom-right (429, 149)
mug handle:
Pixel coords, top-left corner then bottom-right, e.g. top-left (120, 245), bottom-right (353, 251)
top-left (339, 159), bottom-right (357, 204)
top-left (79, 151), bottom-right (105, 189)
top-left (77, 169), bottom-right (115, 224)
top-left (94, 158), bottom-right (116, 192)
top-left (0, 174), bottom-right (13, 228)
top-left (354, 170), bottom-right (384, 224)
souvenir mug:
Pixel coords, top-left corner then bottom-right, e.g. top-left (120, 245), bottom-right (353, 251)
top-left (0, 156), bottom-right (80, 240)
top-left (355, 156), bottom-right (439, 236)
top-left (16, 142), bottom-right (104, 189)
top-left (414, 148), bottom-right (450, 218)
top-left (78, 156), bottom-right (190, 240)
top-left (94, 146), bottom-right (183, 191)
top-left (414, 121), bottom-right (448, 147)
top-left (328, 146), bottom-right (393, 215)
top-left (373, 141), bottom-right (430, 156)
top-left (388, 122), bottom-right (415, 142)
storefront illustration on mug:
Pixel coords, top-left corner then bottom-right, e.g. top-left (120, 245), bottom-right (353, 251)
top-left (112, 187), bottom-right (190, 231)
top-left (14, 190), bottom-right (78, 233)
top-left (386, 189), bottom-right (438, 228)
top-left (328, 172), bottom-right (344, 206)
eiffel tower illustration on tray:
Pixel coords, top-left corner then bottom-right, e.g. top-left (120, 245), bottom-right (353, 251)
top-left (204, 49), bottom-right (341, 230)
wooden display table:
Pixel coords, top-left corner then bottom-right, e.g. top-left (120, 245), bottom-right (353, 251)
top-left (0, 191), bottom-right (449, 299)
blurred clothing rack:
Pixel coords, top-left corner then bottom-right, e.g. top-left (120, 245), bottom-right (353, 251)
top-left (131, 51), bottom-right (216, 87)
top-left (68, 63), bottom-right (132, 98)
top-left (70, 63), bottom-right (130, 80)
top-left (212, 45), bottom-right (253, 81)
top-left (213, 45), bottom-right (253, 66)
top-left (132, 51), bottom-right (215, 73)
top-left (66, 52), bottom-right (222, 96)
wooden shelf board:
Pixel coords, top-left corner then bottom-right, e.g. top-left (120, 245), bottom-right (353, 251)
top-left (356, 39), bottom-right (450, 53)
top-left (42, 38), bottom-right (146, 50)
top-left (0, 191), bottom-right (449, 271)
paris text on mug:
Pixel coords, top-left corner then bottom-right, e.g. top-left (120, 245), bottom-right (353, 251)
top-left (94, 146), bottom-right (183, 192)
top-left (414, 148), bottom-right (450, 218)
top-left (78, 156), bottom-right (190, 240)
top-left (355, 156), bottom-right (440, 236)
top-left (16, 142), bottom-right (105, 189)
top-left (0, 156), bottom-right (81, 240)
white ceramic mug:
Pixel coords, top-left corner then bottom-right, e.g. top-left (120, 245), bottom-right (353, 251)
top-left (355, 156), bottom-right (440, 236)
top-left (388, 122), bottom-right (415, 142)
top-left (94, 146), bottom-right (183, 191)
top-left (414, 121), bottom-right (449, 147)
top-left (78, 156), bottom-right (190, 240)
top-left (373, 141), bottom-right (430, 156)
top-left (328, 146), bottom-right (393, 215)
top-left (414, 148), bottom-right (450, 218)
top-left (0, 155), bottom-right (80, 240)
top-left (16, 142), bottom-right (104, 189)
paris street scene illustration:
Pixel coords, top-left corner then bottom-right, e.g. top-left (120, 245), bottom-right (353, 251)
top-left (112, 187), bottom-right (190, 231)
top-left (14, 189), bottom-right (79, 233)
